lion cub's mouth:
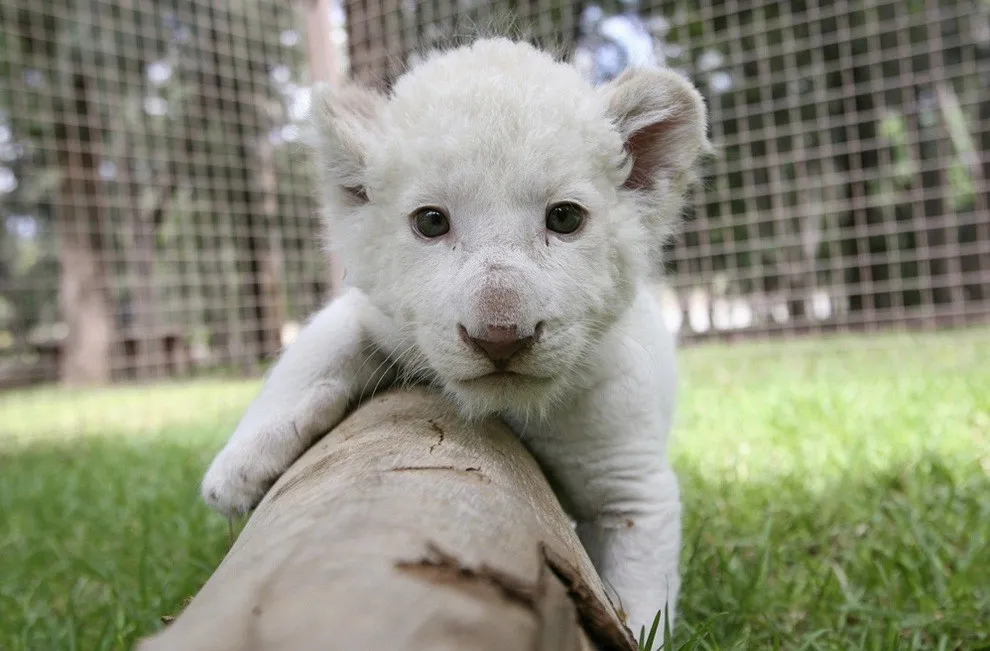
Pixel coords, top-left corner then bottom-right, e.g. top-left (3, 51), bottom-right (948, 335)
top-left (482, 370), bottom-right (522, 379)
top-left (462, 370), bottom-right (551, 383)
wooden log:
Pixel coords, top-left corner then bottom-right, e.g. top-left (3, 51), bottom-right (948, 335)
top-left (138, 387), bottom-right (638, 651)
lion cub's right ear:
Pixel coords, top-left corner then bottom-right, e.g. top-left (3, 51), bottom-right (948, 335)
top-left (601, 68), bottom-right (710, 195)
top-left (311, 83), bottom-right (387, 204)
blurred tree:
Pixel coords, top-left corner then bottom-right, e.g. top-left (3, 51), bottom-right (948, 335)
top-left (1, 4), bottom-right (116, 384)
top-left (0, 0), bottom-right (319, 384)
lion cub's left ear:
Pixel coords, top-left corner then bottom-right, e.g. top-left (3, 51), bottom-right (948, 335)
top-left (601, 68), bottom-right (711, 193)
top-left (311, 82), bottom-right (387, 205)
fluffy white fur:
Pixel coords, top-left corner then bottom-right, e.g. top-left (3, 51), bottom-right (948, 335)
top-left (201, 37), bottom-right (709, 635)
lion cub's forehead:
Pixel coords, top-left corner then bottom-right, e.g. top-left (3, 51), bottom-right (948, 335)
top-left (388, 38), bottom-right (606, 137)
top-left (379, 39), bottom-right (621, 186)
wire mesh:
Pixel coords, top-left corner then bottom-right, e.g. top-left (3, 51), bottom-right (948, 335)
top-left (1, 0), bottom-right (333, 390)
top-left (346, 0), bottom-right (990, 343)
top-left (0, 0), bottom-right (988, 395)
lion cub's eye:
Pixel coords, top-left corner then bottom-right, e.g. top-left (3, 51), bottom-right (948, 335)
top-left (545, 202), bottom-right (586, 235)
top-left (411, 207), bottom-right (450, 238)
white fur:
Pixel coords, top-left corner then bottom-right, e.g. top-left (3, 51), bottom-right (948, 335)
top-left (201, 37), bottom-right (709, 635)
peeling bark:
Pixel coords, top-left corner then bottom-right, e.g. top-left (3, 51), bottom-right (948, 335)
top-left (138, 388), bottom-right (636, 651)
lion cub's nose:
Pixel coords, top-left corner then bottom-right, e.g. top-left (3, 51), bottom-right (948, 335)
top-left (459, 324), bottom-right (539, 369)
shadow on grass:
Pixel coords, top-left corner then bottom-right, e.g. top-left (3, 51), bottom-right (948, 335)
top-left (2, 431), bottom-right (987, 651)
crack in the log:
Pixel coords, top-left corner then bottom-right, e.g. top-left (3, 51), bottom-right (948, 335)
top-left (427, 420), bottom-right (445, 453)
top-left (389, 465), bottom-right (488, 482)
top-left (540, 544), bottom-right (639, 651)
top-left (531, 552), bottom-right (584, 651)
top-left (395, 542), bottom-right (637, 651)
top-left (395, 542), bottom-right (537, 611)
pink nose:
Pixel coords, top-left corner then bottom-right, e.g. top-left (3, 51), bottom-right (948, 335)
top-left (459, 324), bottom-right (536, 368)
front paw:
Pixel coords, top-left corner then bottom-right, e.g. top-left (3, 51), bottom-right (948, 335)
top-left (200, 446), bottom-right (279, 517)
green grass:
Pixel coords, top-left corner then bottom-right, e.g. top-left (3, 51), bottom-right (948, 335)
top-left (2, 332), bottom-right (988, 650)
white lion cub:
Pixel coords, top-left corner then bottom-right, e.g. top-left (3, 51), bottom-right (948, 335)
top-left (201, 37), bottom-right (709, 634)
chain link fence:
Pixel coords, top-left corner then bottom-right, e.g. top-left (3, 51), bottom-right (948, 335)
top-left (0, 0), bottom-right (988, 391)
top-left (346, 0), bottom-right (990, 342)
top-left (1, 0), bottom-right (340, 389)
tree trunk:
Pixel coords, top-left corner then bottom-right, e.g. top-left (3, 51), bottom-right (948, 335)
top-left (305, 0), bottom-right (346, 297)
top-left (54, 70), bottom-right (115, 386)
top-left (232, 38), bottom-right (280, 371)
top-left (255, 108), bottom-right (289, 354)
top-left (138, 388), bottom-right (637, 651)
top-left (119, 132), bottom-right (175, 380)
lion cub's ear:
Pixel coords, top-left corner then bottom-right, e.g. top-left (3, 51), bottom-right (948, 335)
top-left (311, 83), bottom-right (387, 204)
top-left (601, 68), bottom-right (710, 194)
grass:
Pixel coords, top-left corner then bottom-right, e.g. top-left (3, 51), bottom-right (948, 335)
top-left (1, 331), bottom-right (988, 650)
